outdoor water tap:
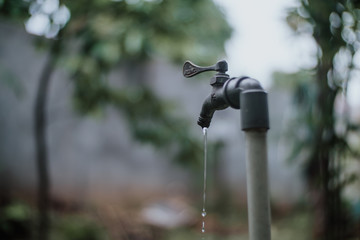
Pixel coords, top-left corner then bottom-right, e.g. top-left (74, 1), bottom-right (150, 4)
top-left (183, 59), bottom-right (271, 240)
top-left (183, 60), bottom-right (269, 130)
top-left (183, 60), bottom-right (230, 128)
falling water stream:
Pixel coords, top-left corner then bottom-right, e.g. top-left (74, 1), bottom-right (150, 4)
top-left (201, 127), bottom-right (208, 235)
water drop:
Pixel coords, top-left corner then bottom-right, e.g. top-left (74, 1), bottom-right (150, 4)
top-left (202, 211), bottom-right (207, 217)
top-left (201, 221), bottom-right (205, 233)
top-left (202, 127), bottom-right (208, 136)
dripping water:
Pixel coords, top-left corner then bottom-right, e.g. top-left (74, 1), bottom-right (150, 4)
top-left (201, 127), bottom-right (208, 234)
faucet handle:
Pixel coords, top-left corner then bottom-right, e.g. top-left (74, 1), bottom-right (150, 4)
top-left (183, 60), bottom-right (228, 78)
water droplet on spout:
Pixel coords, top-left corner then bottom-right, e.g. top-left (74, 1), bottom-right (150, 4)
top-left (202, 127), bottom-right (208, 136)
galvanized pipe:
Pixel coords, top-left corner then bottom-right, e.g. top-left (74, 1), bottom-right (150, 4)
top-left (244, 130), bottom-right (271, 240)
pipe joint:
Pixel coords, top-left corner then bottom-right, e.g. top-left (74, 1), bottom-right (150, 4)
top-left (223, 77), bottom-right (269, 131)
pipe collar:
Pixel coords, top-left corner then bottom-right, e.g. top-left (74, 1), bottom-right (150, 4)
top-left (223, 77), bottom-right (269, 130)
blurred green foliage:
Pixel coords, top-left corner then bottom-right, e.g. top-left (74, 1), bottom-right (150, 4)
top-left (63, 0), bottom-right (231, 65)
top-left (0, 0), bottom-right (28, 20)
top-left (0, 201), bottom-right (109, 240)
top-left (285, 0), bottom-right (360, 239)
top-left (0, 1), bottom-right (231, 239)
top-left (53, 216), bottom-right (107, 240)
top-left (0, 202), bottom-right (33, 239)
top-left (0, 0), bottom-right (232, 168)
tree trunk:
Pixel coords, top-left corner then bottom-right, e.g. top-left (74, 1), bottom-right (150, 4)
top-left (34, 39), bottom-right (61, 240)
top-left (307, 58), bottom-right (352, 240)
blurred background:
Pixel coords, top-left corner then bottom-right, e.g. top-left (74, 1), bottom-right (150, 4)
top-left (0, 0), bottom-right (360, 239)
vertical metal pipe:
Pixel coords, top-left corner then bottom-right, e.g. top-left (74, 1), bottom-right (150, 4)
top-left (245, 130), bottom-right (271, 240)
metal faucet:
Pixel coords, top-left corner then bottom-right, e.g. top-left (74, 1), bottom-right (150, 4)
top-left (183, 60), bottom-right (229, 128)
top-left (183, 60), bottom-right (269, 131)
top-left (183, 60), bottom-right (271, 240)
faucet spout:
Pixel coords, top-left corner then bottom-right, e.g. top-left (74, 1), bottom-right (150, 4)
top-left (198, 86), bottom-right (228, 128)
